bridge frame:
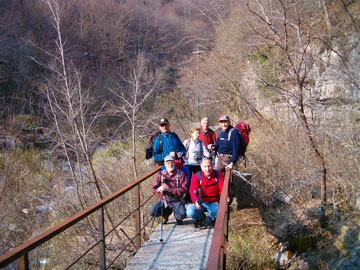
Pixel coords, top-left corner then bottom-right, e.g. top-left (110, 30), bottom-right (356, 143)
top-left (0, 168), bottom-right (230, 270)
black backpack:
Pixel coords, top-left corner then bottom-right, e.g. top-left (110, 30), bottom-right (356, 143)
top-left (145, 131), bottom-right (163, 159)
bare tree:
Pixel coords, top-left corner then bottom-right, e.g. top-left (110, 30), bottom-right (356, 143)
top-left (244, 0), bottom-right (329, 224)
top-left (40, 0), bottom-right (107, 205)
top-left (109, 54), bottom-right (162, 179)
top-left (38, 1), bottom-right (140, 257)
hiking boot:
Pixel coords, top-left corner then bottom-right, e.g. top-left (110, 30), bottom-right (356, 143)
top-left (176, 219), bottom-right (183, 225)
top-left (194, 213), bottom-right (205, 228)
top-left (209, 219), bottom-right (216, 228)
top-left (163, 215), bottom-right (169, 224)
top-left (194, 219), bottom-right (201, 228)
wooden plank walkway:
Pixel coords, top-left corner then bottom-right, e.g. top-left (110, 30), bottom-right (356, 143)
top-left (125, 214), bottom-right (214, 270)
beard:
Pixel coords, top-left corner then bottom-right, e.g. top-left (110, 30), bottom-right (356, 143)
top-left (166, 164), bottom-right (176, 173)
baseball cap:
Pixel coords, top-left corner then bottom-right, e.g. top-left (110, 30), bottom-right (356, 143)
top-left (218, 115), bottom-right (230, 121)
top-left (164, 155), bottom-right (175, 162)
top-left (159, 118), bottom-right (169, 125)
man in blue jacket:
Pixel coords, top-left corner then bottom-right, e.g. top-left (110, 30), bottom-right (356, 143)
top-left (212, 115), bottom-right (246, 172)
top-left (153, 118), bottom-right (186, 165)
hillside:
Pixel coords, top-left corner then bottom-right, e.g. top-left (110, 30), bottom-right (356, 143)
top-left (1, 0), bottom-right (359, 269)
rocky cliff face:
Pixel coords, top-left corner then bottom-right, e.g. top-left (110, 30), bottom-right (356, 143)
top-left (312, 34), bottom-right (360, 103)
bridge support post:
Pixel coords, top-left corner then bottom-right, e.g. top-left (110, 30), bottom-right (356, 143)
top-left (134, 185), bottom-right (141, 249)
top-left (17, 254), bottom-right (29, 270)
top-left (98, 207), bottom-right (106, 270)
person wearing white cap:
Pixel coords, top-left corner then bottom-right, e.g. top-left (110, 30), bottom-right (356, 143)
top-left (149, 155), bottom-right (187, 225)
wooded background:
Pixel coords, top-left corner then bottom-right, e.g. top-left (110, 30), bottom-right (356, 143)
top-left (1, 0), bottom-right (359, 269)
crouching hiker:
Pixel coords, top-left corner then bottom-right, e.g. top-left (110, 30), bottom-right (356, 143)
top-left (186, 158), bottom-right (224, 228)
top-left (149, 155), bottom-right (187, 225)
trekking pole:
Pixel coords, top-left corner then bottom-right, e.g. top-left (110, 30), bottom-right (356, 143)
top-left (196, 187), bottom-right (205, 228)
top-left (244, 155), bottom-right (247, 168)
top-left (148, 193), bottom-right (163, 235)
top-left (160, 191), bottom-right (165, 243)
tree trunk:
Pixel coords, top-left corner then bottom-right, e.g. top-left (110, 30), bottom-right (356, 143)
top-left (297, 84), bottom-right (327, 226)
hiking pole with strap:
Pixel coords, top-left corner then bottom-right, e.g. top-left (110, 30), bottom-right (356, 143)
top-left (160, 191), bottom-right (167, 243)
top-left (198, 187), bottom-right (202, 205)
top-left (149, 192), bottom-right (163, 235)
top-left (195, 187), bottom-right (205, 228)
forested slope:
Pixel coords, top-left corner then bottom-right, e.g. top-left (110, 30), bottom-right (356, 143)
top-left (1, 0), bottom-right (359, 269)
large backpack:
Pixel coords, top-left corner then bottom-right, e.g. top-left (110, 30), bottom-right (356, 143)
top-left (227, 126), bottom-right (247, 156)
top-left (145, 131), bottom-right (162, 159)
top-left (235, 122), bottom-right (251, 145)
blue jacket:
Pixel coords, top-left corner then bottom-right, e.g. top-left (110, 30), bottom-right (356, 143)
top-left (214, 126), bottom-right (246, 164)
top-left (153, 132), bottom-right (186, 163)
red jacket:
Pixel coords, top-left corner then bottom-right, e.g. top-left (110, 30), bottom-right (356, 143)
top-left (189, 170), bottom-right (224, 203)
top-left (199, 128), bottom-right (216, 148)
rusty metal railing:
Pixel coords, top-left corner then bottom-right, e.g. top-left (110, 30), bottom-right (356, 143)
top-left (0, 166), bottom-right (161, 270)
top-left (206, 170), bottom-right (231, 270)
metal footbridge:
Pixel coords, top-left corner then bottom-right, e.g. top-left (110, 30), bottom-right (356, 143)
top-left (125, 215), bottom-right (214, 270)
top-left (0, 167), bottom-right (230, 270)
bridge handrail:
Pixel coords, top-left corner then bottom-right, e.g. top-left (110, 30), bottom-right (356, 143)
top-left (0, 166), bottom-right (161, 269)
top-left (206, 170), bottom-right (231, 270)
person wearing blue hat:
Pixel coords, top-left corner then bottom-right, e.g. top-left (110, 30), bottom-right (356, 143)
top-left (212, 115), bottom-right (246, 172)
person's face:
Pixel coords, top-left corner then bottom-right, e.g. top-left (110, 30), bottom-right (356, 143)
top-left (201, 120), bottom-right (209, 130)
top-left (201, 159), bottom-right (213, 177)
top-left (191, 130), bottom-right (200, 141)
top-left (219, 120), bottom-right (230, 131)
top-left (159, 123), bottom-right (170, 134)
top-left (165, 160), bottom-right (176, 172)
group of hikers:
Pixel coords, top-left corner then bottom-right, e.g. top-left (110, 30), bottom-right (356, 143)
top-left (148, 115), bottom-right (248, 228)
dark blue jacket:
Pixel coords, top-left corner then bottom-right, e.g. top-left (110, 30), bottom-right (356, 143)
top-left (214, 126), bottom-right (246, 164)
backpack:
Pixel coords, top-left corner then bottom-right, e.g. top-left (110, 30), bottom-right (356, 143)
top-left (197, 170), bottom-right (219, 186)
top-left (161, 168), bottom-right (180, 187)
top-left (227, 126), bottom-right (247, 156)
top-left (145, 131), bottom-right (162, 159)
top-left (235, 122), bottom-right (251, 145)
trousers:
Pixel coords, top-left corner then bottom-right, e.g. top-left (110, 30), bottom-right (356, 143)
top-left (149, 199), bottom-right (186, 220)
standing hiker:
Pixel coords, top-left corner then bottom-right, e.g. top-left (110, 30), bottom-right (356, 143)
top-left (199, 117), bottom-right (216, 150)
top-left (183, 127), bottom-right (210, 202)
top-left (212, 115), bottom-right (246, 172)
top-left (153, 118), bottom-right (186, 166)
